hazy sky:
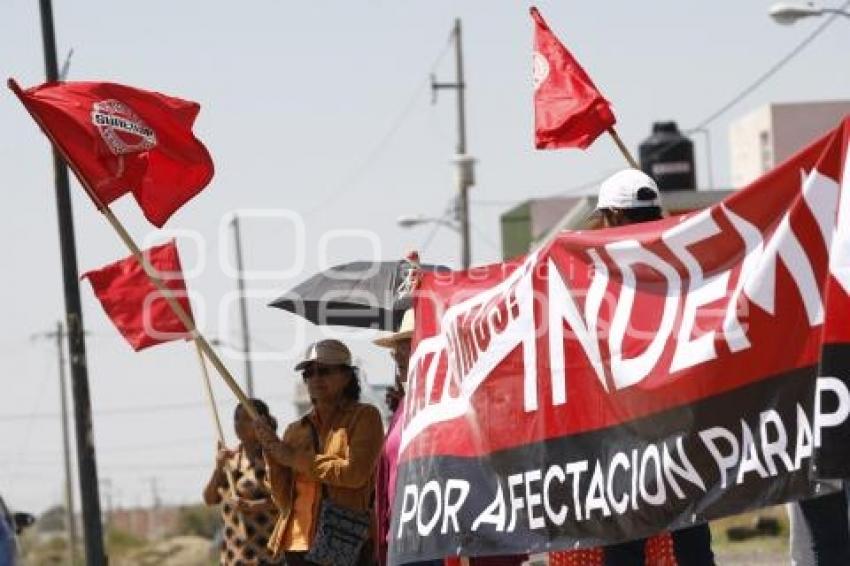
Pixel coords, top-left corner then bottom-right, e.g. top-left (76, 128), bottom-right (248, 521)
top-left (1, 1), bottom-right (848, 516)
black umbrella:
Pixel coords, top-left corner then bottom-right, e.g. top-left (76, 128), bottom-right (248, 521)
top-left (269, 259), bottom-right (447, 331)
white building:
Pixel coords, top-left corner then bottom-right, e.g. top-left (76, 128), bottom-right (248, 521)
top-left (729, 100), bottom-right (850, 187)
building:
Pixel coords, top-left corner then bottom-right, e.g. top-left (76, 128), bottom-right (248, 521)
top-left (729, 100), bottom-right (850, 187)
top-left (500, 190), bottom-right (734, 260)
top-left (108, 506), bottom-right (181, 541)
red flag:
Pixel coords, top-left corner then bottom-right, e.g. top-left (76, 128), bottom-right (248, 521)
top-left (531, 7), bottom-right (616, 149)
top-left (83, 241), bottom-right (193, 351)
top-left (8, 79), bottom-right (214, 227)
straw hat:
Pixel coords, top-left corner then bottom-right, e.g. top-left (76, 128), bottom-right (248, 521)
top-left (373, 309), bottom-right (414, 348)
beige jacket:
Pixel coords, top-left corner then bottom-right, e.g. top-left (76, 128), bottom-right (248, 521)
top-left (266, 400), bottom-right (384, 556)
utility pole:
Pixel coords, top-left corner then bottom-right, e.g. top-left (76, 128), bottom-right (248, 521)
top-left (432, 18), bottom-right (475, 270)
top-left (32, 322), bottom-right (79, 566)
top-left (230, 214), bottom-right (254, 397)
top-left (55, 322), bottom-right (79, 566)
top-left (37, 1), bottom-right (106, 563)
top-left (148, 477), bottom-right (161, 540)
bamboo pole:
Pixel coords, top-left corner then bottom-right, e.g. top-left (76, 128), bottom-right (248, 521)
top-left (607, 126), bottom-right (640, 169)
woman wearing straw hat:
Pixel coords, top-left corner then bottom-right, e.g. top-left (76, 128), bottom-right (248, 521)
top-left (373, 310), bottom-right (442, 566)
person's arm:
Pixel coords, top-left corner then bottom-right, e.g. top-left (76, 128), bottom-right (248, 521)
top-left (202, 443), bottom-right (232, 505)
top-left (235, 497), bottom-right (279, 514)
top-left (261, 423), bottom-right (296, 511)
top-left (291, 404), bottom-right (385, 489)
top-left (254, 420), bottom-right (296, 467)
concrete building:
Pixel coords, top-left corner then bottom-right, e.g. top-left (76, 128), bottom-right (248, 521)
top-left (500, 190), bottom-right (733, 260)
top-left (729, 100), bottom-right (850, 187)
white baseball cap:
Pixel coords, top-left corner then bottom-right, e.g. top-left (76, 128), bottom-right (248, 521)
top-left (596, 169), bottom-right (662, 210)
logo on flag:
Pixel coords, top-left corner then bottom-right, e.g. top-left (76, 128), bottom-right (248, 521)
top-left (532, 51), bottom-right (549, 91)
top-left (91, 99), bottom-right (157, 155)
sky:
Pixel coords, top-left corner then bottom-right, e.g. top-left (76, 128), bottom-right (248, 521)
top-left (1, 0), bottom-right (848, 517)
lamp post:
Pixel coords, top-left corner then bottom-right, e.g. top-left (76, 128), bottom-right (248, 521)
top-left (431, 19), bottom-right (475, 270)
top-left (397, 205), bottom-right (466, 268)
top-left (769, 2), bottom-right (850, 24)
top-left (397, 214), bottom-right (461, 233)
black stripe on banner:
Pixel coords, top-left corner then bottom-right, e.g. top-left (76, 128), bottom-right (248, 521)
top-left (390, 360), bottom-right (850, 562)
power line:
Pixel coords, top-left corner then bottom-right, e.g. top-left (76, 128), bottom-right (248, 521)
top-left (304, 38), bottom-right (454, 217)
top-left (0, 392), bottom-right (292, 423)
top-left (469, 221), bottom-right (501, 255)
top-left (693, 1), bottom-right (849, 130)
top-left (550, 4), bottom-right (849, 199)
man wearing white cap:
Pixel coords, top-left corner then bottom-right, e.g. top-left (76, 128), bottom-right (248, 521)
top-left (594, 169), bottom-right (715, 565)
top-left (595, 167), bottom-right (664, 227)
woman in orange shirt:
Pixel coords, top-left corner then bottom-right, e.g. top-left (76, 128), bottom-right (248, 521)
top-left (254, 339), bottom-right (384, 566)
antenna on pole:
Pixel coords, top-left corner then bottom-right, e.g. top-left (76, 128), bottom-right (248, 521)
top-left (59, 48), bottom-right (74, 80)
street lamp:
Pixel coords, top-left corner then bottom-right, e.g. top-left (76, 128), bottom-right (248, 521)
top-left (769, 2), bottom-right (850, 24)
top-left (397, 203), bottom-right (474, 269)
top-left (397, 214), bottom-right (460, 232)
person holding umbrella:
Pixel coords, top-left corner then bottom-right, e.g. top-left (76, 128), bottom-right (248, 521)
top-left (253, 339), bottom-right (384, 566)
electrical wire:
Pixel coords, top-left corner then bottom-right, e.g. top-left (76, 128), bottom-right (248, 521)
top-left (0, 392), bottom-right (291, 423)
top-left (693, 1), bottom-right (850, 131)
top-left (553, 4), bottom-right (849, 198)
top-left (303, 38), bottom-right (454, 217)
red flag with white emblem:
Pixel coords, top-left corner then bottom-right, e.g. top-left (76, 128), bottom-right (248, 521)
top-left (531, 7), bottom-right (616, 149)
top-left (9, 79), bottom-right (214, 227)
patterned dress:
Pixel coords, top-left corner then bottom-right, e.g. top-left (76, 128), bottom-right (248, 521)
top-left (218, 446), bottom-right (284, 566)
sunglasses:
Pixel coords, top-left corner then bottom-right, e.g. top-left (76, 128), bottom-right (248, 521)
top-left (302, 365), bottom-right (343, 380)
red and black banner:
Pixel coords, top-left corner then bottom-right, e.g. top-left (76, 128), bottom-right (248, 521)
top-left (390, 117), bottom-right (850, 562)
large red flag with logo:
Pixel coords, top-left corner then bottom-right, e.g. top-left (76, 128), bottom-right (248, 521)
top-left (531, 7), bottom-right (616, 149)
top-left (8, 79), bottom-right (214, 227)
top-left (83, 241), bottom-right (194, 351)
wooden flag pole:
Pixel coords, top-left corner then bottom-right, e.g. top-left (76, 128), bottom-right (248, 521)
top-left (192, 340), bottom-right (248, 539)
top-left (194, 339), bottom-right (228, 442)
top-left (10, 78), bottom-right (257, 420)
top-left (99, 206), bottom-right (260, 420)
top-left (192, 339), bottom-right (238, 493)
top-left (607, 126), bottom-right (640, 169)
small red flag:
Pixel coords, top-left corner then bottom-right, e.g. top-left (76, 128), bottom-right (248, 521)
top-left (8, 79), bottom-right (214, 227)
top-left (531, 7), bottom-right (616, 149)
top-left (83, 241), bottom-right (194, 351)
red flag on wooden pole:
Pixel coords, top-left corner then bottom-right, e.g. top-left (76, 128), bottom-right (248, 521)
top-left (531, 6), bottom-right (616, 150)
top-left (83, 240), bottom-right (193, 351)
top-left (8, 79), bottom-right (214, 227)
top-left (11, 77), bottom-right (257, 419)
